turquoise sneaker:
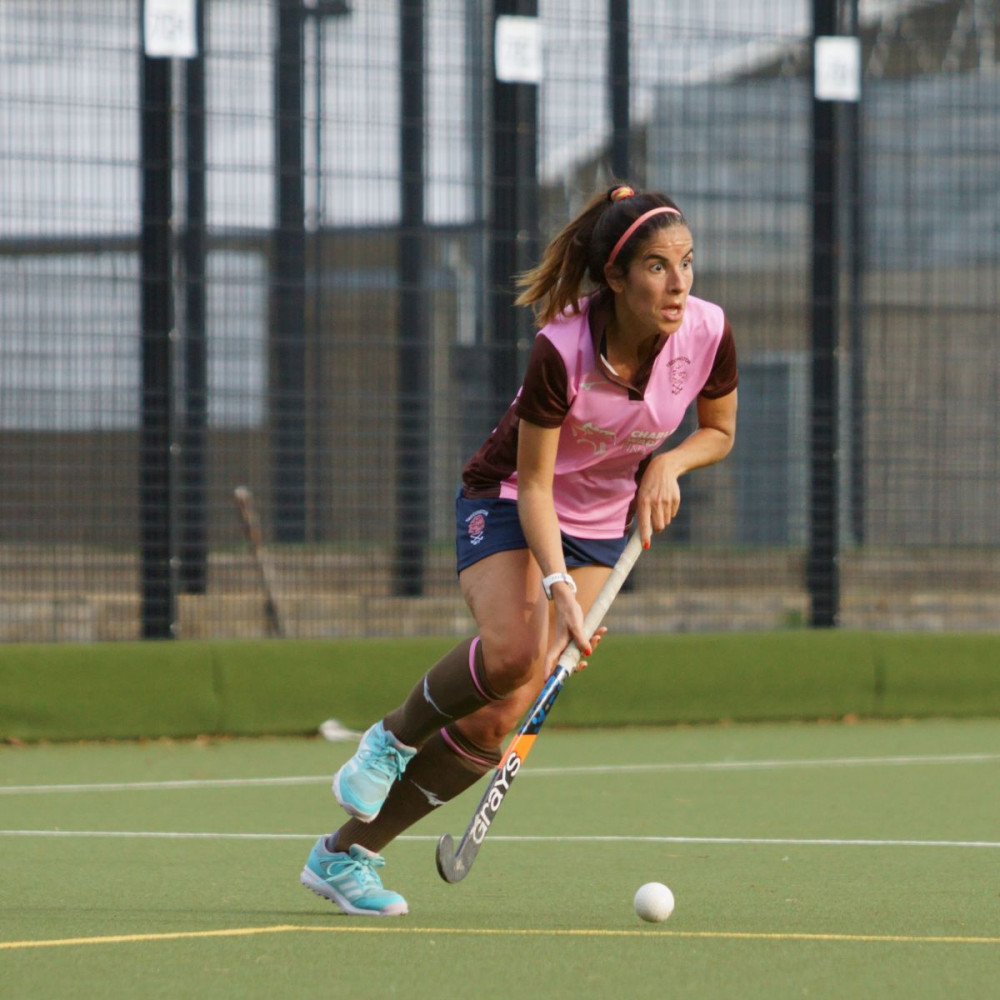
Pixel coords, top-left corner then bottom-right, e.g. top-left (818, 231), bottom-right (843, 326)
top-left (332, 721), bottom-right (417, 822)
top-left (300, 839), bottom-right (408, 917)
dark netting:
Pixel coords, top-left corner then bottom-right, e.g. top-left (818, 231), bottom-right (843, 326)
top-left (0, 0), bottom-right (997, 641)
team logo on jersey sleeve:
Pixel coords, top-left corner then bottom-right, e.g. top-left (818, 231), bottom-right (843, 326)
top-left (465, 509), bottom-right (488, 545)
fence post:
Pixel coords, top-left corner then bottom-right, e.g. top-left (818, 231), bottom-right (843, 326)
top-left (808, 1), bottom-right (848, 627)
top-left (271, 0), bottom-right (307, 543)
top-left (490, 1), bottom-right (540, 410)
top-left (140, 35), bottom-right (177, 639)
top-left (845, 0), bottom-right (866, 547)
top-left (180, 0), bottom-right (208, 595)
top-left (609, 0), bottom-right (630, 181)
top-left (395, 0), bottom-right (429, 596)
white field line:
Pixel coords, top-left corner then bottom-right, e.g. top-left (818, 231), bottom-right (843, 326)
top-left (1, 752), bottom-right (998, 796)
top-left (0, 829), bottom-right (998, 849)
top-left (0, 775), bottom-right (326, 795)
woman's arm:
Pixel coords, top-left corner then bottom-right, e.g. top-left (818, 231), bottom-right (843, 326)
top-left (516, 418), bottom-right (593, 657)
top-left (516, 419), bottom-right (573, 585)
top-left (635, 388), bottom-right (738, 546)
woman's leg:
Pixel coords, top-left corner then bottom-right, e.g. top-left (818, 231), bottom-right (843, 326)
top-left (455, 561), bottom-right (612, 747)
top-left (329, 558), bottom-right (613, 853)
top-left (329, 548), bottom-right (545, 848)
top-left (368, 548), bottom-right (545, 750)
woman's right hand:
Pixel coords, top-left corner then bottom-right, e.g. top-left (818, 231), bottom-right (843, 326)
top-left (543, 587), bottom-right (606, 676)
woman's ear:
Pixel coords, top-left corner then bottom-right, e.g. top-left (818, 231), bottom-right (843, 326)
top-left (603, 263), bottom-right (625, 293)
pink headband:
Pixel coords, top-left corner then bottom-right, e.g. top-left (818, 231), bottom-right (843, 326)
top-left (606, 206), bottom-right (681, 268)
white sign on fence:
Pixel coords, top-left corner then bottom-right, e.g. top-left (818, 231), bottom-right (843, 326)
top-left (144, 0), bottom-right (198, 59)
top-left (814, 36), bottom-right (861, 102)
top-left (495, 15), bottom-right (542, 85)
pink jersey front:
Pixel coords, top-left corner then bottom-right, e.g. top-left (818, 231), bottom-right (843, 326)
top-left (498, 295), bottom-right (731, 538)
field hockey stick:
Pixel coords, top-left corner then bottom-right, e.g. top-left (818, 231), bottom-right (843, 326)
top-left (436, 529), bottom-right (645, 883)
top-left (233, 486), bottom-right (285, 638)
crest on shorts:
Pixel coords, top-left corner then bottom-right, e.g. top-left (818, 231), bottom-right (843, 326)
top-left (466, 509), bottom-right (488, 545)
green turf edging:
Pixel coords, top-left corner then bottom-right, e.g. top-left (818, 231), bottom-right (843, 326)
top-left (213, 637), bottom-right (455, 735)
top-left (0, 640), bottom-right (221, 742)
top-left (871, 632), bottom-right (1000, 717)
top-left (555, 631), bottom-right (882, 725)
top-left (0, 638), bottom-right (455, 742)
top-left (0, 631), bottom-right (997, 742)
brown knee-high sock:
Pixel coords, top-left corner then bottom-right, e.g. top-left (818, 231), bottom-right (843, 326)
top-left (383, 636), bottom-right (501, 749)
top-left (330, 723), bottom-right (502, 854)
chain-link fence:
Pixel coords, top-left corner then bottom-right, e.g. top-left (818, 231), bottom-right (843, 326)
top-left (1, 0), bottom-right (998, 642)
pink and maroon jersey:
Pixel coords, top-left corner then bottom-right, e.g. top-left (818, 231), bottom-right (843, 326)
top-left (462, 290), bottom-right (738, 538)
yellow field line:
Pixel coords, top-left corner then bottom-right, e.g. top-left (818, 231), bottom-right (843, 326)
top-left (3, 924), bottom-right (999, 951)
top-left (0, 925), bottom-right (302, 950)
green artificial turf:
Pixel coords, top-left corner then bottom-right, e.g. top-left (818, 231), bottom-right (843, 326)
top-left (2, 719), bottom-right (998, 999)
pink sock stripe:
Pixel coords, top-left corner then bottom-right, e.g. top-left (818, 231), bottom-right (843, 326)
top-left (468, 636), bottom-right (495, 701)
top-left (439, 726), bottom-right (498, 770)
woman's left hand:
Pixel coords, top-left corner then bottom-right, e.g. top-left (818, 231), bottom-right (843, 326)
top-left (635, 454), bottom-right (682, 547)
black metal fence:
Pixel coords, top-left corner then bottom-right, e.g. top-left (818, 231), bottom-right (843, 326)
top-left (1, 0), bottom-right (998, 642)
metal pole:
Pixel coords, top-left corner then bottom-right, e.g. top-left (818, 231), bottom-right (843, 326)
top-left (308, 11), bottom-right (328, 543)
top-left (490, 0), bottom-right (540, 410)
top-left (808, 0), bottom-right (841, 627)
top-left (305, 2), bottom-right (350, 544)
top-left (181, 0), bottom-right (208, 594)
top-left (395, 0), bottom-right (429, 595)
top-left (609, 0), bottom-right (630, 180)
top-left (845, 0), bottom-right (866, 546)
top-left (271, 0), bottom-right (307, 543)
top-left (140, 31), bottom-right (177, 638)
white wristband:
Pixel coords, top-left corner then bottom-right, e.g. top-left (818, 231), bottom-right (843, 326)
top-left (541, 572), bottom-right (577, 600)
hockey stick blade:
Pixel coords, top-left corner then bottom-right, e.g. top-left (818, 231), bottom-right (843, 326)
top-left (435, 666), bottom-right (565, 883)
top-left (435, 834), bottom-right (461, 882)
top-left (436, 530), bottom-right (644, 883)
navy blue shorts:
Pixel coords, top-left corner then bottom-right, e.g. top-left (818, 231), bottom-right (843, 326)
top-left (455, 490), bottom-right (629, 574)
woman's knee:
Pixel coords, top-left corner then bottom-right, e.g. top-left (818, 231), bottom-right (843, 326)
top-left (479, 634), bottom-right (544, 696)
top-left (457, 692), bottom-right (535, 748)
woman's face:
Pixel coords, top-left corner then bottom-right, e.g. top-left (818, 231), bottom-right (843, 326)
top-left (606, 225), bottom-right (694, 339)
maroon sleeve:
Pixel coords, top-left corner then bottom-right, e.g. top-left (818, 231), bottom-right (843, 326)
top-left (699, 321), bottom-right (739, 399)
top-left (513, 333), bottom-right (571, 427)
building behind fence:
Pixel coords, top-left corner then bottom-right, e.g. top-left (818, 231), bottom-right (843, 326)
top-left (1, 0), bottom-right (998, 642)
